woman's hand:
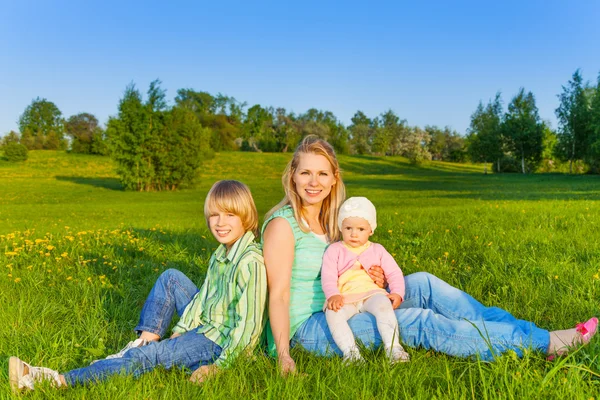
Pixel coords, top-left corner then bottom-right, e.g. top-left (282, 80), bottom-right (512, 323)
top-left (327, 295), bottom-right (344, 311)
top-left (370, 265), bottom-right (387, 288)
top-left (278, 354), bottom-right (297, 376)
top-left (169, 332), bottom-right (181, 339)
top-left (388, 293), bottom-right (403, 309)
top-left (189, 364), bottom-right (219, 384)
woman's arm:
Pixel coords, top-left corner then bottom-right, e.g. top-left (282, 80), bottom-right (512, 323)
top-left (263, 217), bottom-right (296, 374)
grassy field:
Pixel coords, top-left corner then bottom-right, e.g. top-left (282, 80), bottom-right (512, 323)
top-left (1, 150), bottom-right (600, 399)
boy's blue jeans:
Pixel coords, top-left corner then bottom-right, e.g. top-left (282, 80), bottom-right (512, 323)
top-left (64, 269), bottom-right (221, 386)
top-left (294, 272), bottom-right (550, 361)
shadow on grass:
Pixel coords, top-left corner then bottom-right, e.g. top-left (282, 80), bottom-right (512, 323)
top-left (344, 170), bottom-right (600, 201)
top-left (56, 176), bottom-right (124, 191)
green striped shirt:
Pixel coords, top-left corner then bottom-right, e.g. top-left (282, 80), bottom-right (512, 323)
top-left (172, 231), bottom-right (267, 368)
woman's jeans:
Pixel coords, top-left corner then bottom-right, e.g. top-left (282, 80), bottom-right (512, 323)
top-left (294, 272), bottom-right (550, 361)
top-left (64, 269), bottom-right (221, 386)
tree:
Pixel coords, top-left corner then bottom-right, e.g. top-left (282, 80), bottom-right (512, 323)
top-left (243, 104), bottom-right (274, 151)
top-left (503, 88), bottom-right (544, 174)
top-left (4, 142), bottom-right (28, 162)
top-left (555, 70), bottom-right (593, 173)
top-left (348, 111), bottom-right (374, 154)
top-left (0, 131), bottom-right (20, 147)
top-left (64, 113), bottom-right (107, 154)
top-left (18, 97), bottom-right (65, 150)
top-left (372, 110), bottom-right (405, 155)
top-left (175, 89), bottom-right (240, 151)
top-left (467, 94), bottom-right (504, 174)
top-left (107, 80), bottom-right (210, 191)
top-left (589, 73), bottom-right (600, 170)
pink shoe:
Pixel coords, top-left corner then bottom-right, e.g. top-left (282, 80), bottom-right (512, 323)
top-left (547, 317), bottom-right (598, 361)
top-left (576, 317), bottom-right (599, 343)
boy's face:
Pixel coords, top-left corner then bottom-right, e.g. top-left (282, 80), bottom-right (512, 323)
top-left (341, 217), bottom-right (373, 248)
top-left (208, 208), bottom-right (245, 251)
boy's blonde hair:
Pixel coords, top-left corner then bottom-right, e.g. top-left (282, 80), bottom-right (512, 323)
top-left (266, 135), bottom-right (346, 242)
top-left (204, 180), bottom-right (259, 237)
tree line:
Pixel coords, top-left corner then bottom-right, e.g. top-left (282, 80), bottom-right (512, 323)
top-left (2, 69), bottom-right (600, 189)
top-left (467, 69), bottom-right (600, 174)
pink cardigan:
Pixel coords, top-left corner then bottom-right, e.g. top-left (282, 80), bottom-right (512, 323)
top-left (321, 241), bottom-right (405, 300)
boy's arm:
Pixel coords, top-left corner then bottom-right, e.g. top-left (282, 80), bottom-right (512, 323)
top-left (321, 244), bottom-right (341, 300)
top-left (214, 255), bottom-right (267, 368)
top-left (378, 246), bottom-right (405, 300)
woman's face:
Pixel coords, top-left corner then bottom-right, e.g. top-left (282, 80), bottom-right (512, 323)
top-left (292, 152), bottom-right (337, 207)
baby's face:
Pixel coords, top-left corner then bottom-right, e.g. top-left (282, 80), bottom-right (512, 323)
top-left (341, 217), bottom-right (372, 248)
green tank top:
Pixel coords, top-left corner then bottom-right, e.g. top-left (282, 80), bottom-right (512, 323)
top-left (261, 205), bottom-right (328, 356)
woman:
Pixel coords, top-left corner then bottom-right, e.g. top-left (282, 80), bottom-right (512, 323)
top-left (262, 135), bottom-right (597, 374)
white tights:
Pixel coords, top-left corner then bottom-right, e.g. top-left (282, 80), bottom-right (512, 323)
top-left (325, 294), bottom-right (405, 358)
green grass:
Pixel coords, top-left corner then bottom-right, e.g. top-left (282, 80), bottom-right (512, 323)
top-left (1, 150), bottom-right (600, 399)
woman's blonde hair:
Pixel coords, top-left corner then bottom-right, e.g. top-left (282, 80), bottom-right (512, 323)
top-left (204, 180), bottom-right (259, 237)
top-left (266, 135), bottom-right (345, 242)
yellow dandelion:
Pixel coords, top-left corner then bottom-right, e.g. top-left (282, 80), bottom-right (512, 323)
top-left (87, 277), bottom-right (92, 283)
top-left (594, 273), bottom-right (599, 280)
top-left (4, 251), bottom-right (17, 256)
top-left (66, 276), bottom-right (73, 281)
top-left (61, 252), bottom-right (68, 257)
top-left (46, 245), bottom-right (55, 251)
top-left (444, 252), bottom-right (449, 257)
top-left (555, 275), bottom-right (559, 280)
top-left (27, 265), bottom-right (33, 270)
top-left (14, 278), bottom-right (21, 283)
top-left (45, 253), bottom-right (50, 257)
top-left (487, 242), bottom-right (492, 246)
top-left (388, 230), bottom-right (392, 234)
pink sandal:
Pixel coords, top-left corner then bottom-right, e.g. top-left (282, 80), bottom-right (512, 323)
top-left (547, 317), bottom-right (598, 361)
top-left (576, 317), bottom-right (599, 343)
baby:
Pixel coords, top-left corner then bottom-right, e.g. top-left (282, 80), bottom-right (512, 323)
top-left (321, 197), bottom-right (409, 364)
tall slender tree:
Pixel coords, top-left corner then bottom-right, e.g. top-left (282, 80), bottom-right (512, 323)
top-left (503, 88), bottom-right (544, 174)
top-left (555, 70), bottom-right (592, 173)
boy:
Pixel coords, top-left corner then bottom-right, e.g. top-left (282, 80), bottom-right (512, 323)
top-left (9, 180), bottom-right (267, 392)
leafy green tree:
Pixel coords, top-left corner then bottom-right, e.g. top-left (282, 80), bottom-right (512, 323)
top-left (271, 108), bottom-right (300, 152)
top-left (4, 142), bottom-right (28, 161)
top-left (373, 110), bottom-right (404, 155)
top-left (467, 94), bottom-right (504, 173)
top-left (18, 97), bottom-right (66, 150)
top-left (403, 127), bottom-right (432, 164)
top-left (503, 88), bottom-right (544, 174)
top-left (175, 89), bottom-right (240, 151)
top-left (555, 70), bottom-right (593, 173)
top-left (349, 111), bottom-right (375, 154)
top-left (243, 104), bottom-right (275, 151)
top-left (107, 80), bottom-right (210, 191)
top-left (1, 131), bottom-right (20, 147)
top-left (65, 113), bottom-right (107, 154)
top-left (588, 74), bottom-right (600, 167)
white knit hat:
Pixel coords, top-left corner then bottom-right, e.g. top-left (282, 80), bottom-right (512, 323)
top-left (338, 197), bottom-right (377, 232)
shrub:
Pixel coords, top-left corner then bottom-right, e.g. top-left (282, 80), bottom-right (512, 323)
top-left (4, 142), bottom-right (28, 162)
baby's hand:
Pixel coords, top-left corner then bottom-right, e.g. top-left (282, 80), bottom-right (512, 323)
top-left (388, 293), bottom-right (403, 309)
top-left (327, 295), bottom-right (344, 311)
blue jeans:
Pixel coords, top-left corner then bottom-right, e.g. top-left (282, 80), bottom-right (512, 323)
top-left (63, 269), bottom-right (219, 386)
top-left (293, 272), bottom-right (550, 361)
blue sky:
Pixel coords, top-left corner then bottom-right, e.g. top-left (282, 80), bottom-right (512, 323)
top-left (1, 0), bottom-right (599, 136)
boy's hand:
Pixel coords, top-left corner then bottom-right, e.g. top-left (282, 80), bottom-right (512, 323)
top-left (189, 364), bottom-right (219, 384)
top-left (370, 266), bottom-right (387, 288)
top-left (327, 295), bottom-right (344, 312)
top-left (388, 293), bottom-right (402, 309)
